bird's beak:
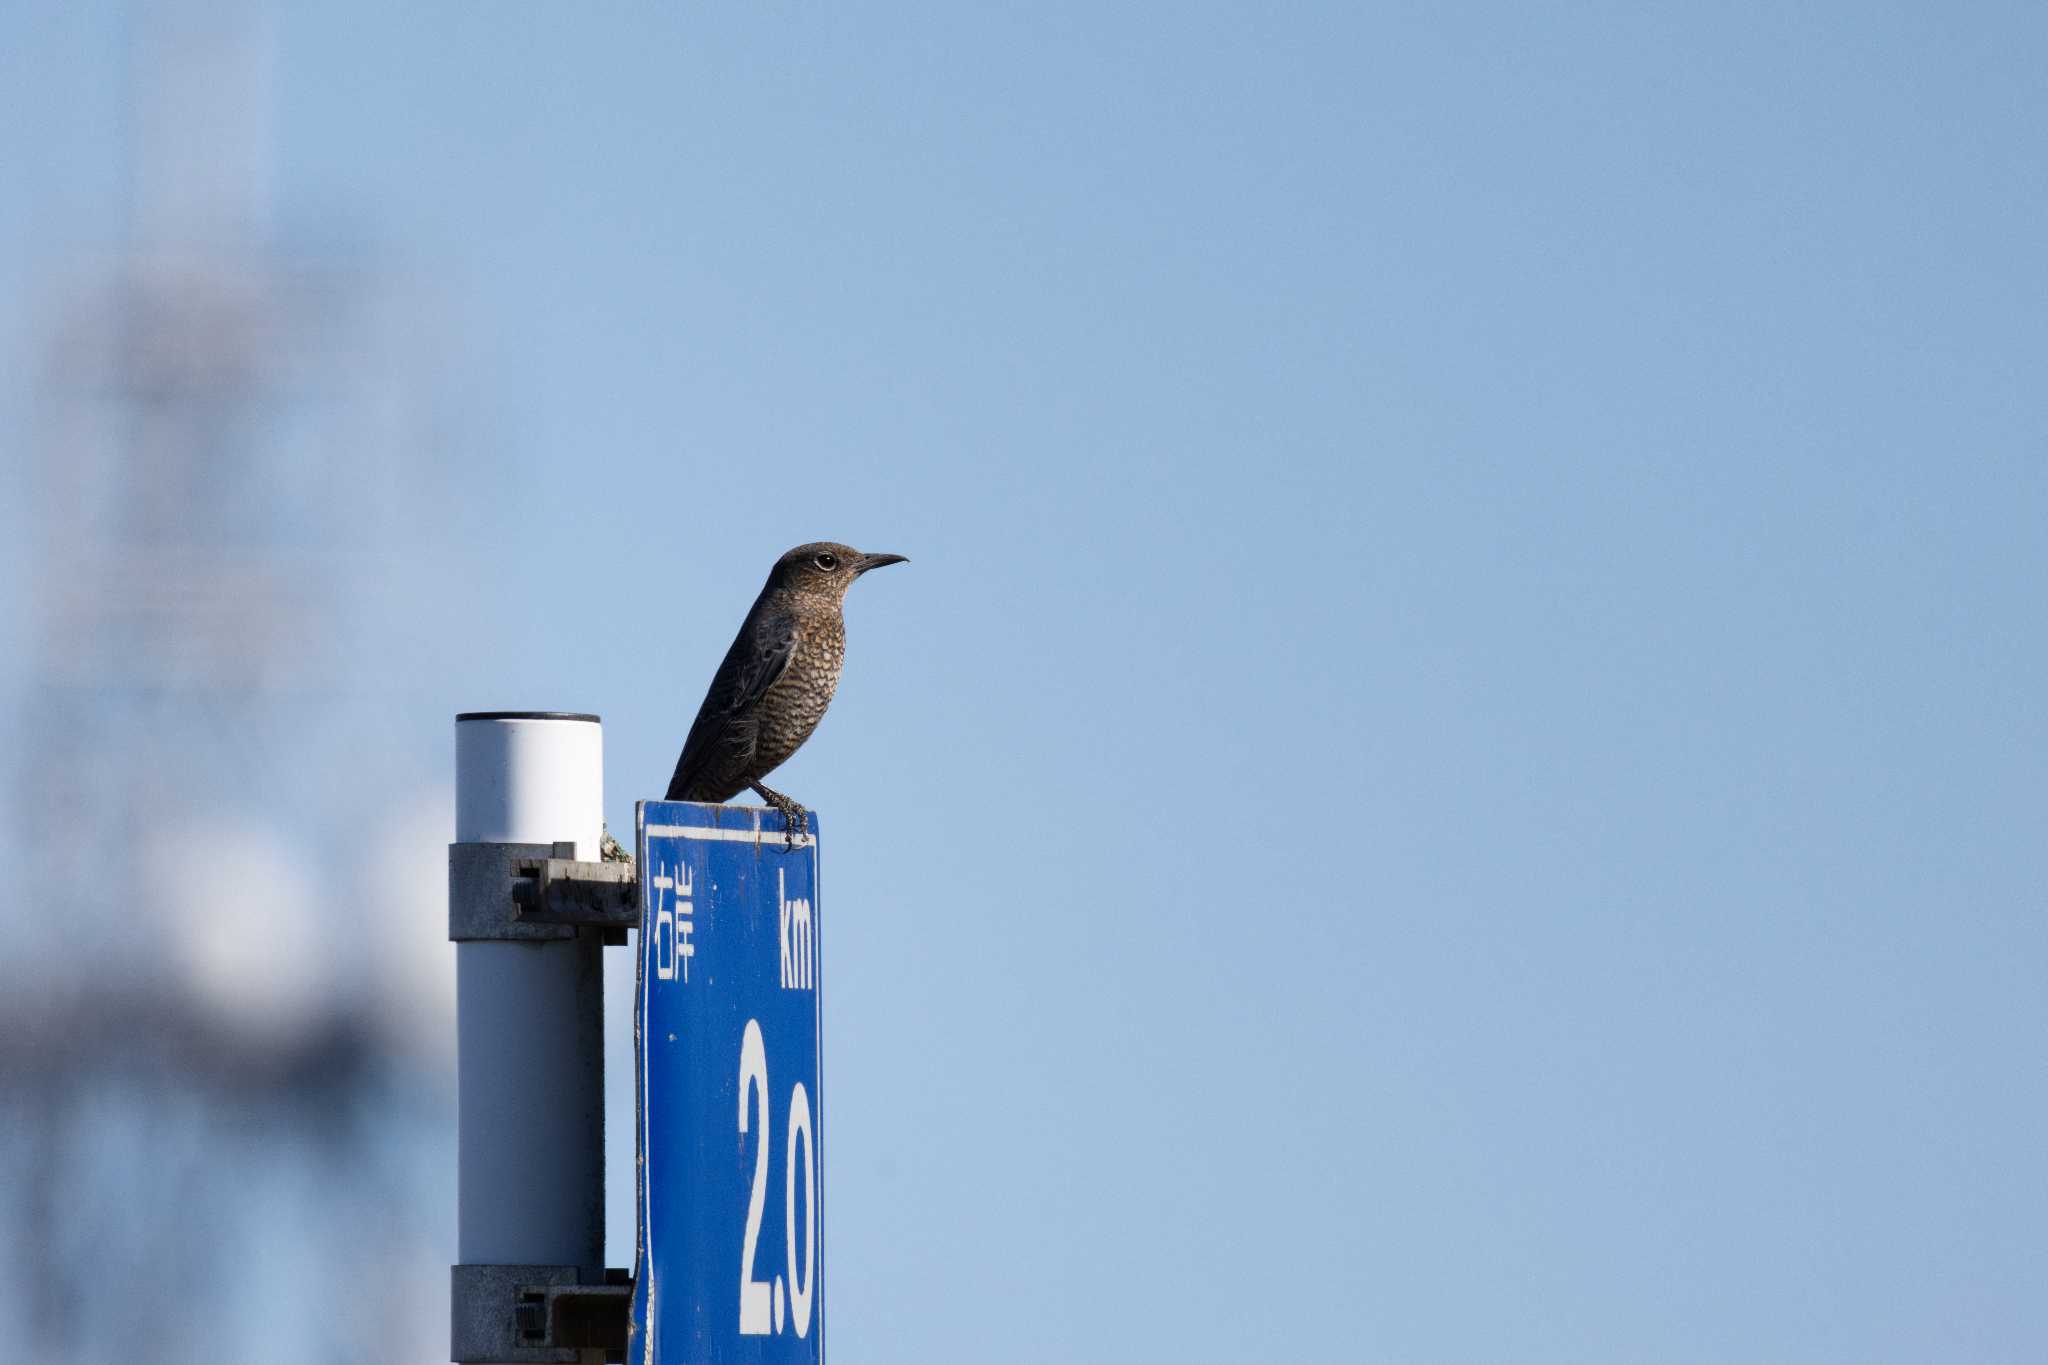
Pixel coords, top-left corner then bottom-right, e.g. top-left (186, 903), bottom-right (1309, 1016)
top-left (856, 552), bottom-right (908, 575)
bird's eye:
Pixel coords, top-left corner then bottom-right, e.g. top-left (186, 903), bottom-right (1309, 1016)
top-left (813, 552), bottom-right (838, 571)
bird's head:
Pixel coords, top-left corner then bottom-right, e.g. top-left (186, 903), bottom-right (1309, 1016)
top-left (771, 542), bottom-right (909, 602)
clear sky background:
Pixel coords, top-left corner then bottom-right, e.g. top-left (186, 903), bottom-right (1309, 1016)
top-left (3, 3), bottom-right (2044, 1362)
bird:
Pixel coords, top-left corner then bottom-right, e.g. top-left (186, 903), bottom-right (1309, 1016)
top-left (665, 542), bottom-right (907, 843)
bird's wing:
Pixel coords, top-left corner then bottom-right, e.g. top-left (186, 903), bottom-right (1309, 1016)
top-left (729, 613), bottom-right (803, 714)
top-left (665, 613), bottom-right (801, 799)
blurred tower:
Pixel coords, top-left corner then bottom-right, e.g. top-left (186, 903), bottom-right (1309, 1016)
top-left (22, 0), bottom-right (406, 977)
top-left (4, 4), bottom-right (452, 1361)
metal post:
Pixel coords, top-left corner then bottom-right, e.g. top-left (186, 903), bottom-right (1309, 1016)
top-left (453, 712), bottom-right (607, 1362)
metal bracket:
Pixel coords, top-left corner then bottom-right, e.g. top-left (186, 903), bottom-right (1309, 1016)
top-left (514, 851), bottom-right (637, 945)
top-left (451, 1264), bottom-right (632, 1363)
top-left (449, 843), bottom-right (639, 945)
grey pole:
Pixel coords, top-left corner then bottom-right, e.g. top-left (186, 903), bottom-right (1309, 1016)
top-left (453, 712), bottom-right (606, 1362)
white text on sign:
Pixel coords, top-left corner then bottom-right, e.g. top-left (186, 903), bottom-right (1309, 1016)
top-left (778, 869), bottom-right (813, 991)
top-left (737, 1018), bottom-right (817, 1339)
top-left (653, 861), bottom-right (695, 983)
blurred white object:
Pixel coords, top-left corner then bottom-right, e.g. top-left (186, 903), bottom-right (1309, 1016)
top-left (361, 785), bottom-right (460, 1069)
top-left (147, 814), bottom-right (329, 1041)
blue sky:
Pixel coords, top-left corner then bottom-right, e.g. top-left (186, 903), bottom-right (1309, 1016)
top-left (4, 2), bottom-right (2044, 1361)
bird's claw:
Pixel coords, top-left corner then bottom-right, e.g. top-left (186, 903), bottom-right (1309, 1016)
top-left (753, 784), bottom-right (809, 850)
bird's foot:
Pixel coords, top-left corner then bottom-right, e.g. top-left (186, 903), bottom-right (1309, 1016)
top-left (751, 783), bottom-right (809, 849)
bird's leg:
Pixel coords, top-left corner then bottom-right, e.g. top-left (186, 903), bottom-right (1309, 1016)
top-left (751, 781), bottom-right (809, 848)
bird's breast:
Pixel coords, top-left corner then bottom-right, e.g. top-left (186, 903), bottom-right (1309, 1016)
top-left (753, 622), bottom-right (846, 769)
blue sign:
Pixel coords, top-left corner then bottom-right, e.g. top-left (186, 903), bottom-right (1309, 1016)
top-left (631, 800), bottom-right (824, 1365)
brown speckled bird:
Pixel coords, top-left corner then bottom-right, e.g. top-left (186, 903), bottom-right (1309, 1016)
top-left (665, 542), bottom-right (907, 841)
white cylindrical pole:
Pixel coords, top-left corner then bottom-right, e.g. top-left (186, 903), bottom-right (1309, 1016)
top-left (454, 712), bottom-right (606, 1275)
